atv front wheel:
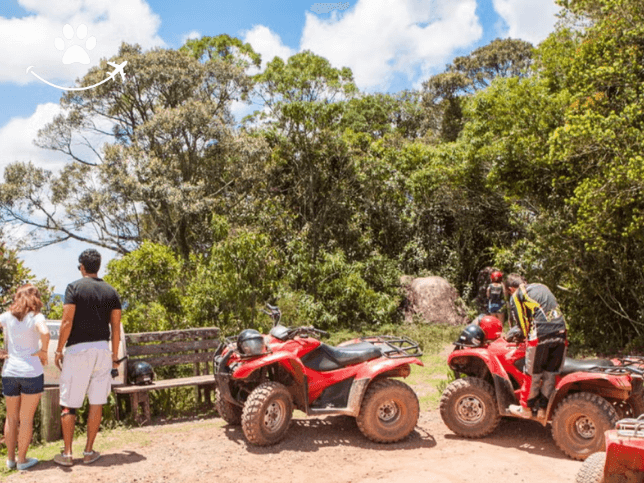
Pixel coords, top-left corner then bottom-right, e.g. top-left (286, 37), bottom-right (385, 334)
top-left (242, 381), bottom-right (293, 446)
top-left (215, 388), bottom-right (242, 425)
top-left (552, 392), bottom-right (617, 461)
top-left (356, 379), bottom-right (419, 443)
top-left (439, 377), bottom-right (501, 438)
top-left (575, 451), bottom-right (606, 483)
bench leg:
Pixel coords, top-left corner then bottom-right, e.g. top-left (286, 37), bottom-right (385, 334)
top-left (130, 392), bottom-right (151, 425)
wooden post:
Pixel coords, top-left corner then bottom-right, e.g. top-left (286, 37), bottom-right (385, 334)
top-left (40, 387), bottom-right (61, 442)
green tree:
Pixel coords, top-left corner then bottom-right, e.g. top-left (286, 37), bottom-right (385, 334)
top-left (422, 38), bottom-right (534, 142)
top-left (0, 37), bottom-right (265, 259)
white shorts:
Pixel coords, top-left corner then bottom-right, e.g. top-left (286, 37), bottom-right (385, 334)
top-left (59, 348), bottom-right (112, 408)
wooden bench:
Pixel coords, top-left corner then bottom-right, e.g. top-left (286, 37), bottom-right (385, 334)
top-left (113, 327), bottom-right (220, 424)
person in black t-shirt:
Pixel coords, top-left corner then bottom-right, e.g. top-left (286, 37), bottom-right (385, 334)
top-left (53, 249), bottom-right (122, 467)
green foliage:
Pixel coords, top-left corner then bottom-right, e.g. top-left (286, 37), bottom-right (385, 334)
top-left (105, 242), bottom-right (184, 332)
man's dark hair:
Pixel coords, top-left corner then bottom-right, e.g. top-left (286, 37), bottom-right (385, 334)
top-left (79, 249), bottom-right (101, 274)
top-left (505, 273), bottom-right (526, 288)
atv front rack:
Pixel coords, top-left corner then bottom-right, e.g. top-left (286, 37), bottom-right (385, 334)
top-left (616, 415), bottom-right (644, 438)
top-left (358, 335), bottom-right (423, 359)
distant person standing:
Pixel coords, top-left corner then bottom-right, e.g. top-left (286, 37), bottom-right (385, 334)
top-left (486, 270), bottom-right (506, 324)
top-left (53, 249), bottom-right (122, 467)
top-left (0, 284), bottom-right (50, 471)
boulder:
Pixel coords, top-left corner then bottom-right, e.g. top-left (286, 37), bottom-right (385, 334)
top-left (402, 276), bottom-right (467, 326)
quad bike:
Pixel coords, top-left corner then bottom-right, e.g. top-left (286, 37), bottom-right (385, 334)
top-left (213, 304), bottom-right (423, 446)
top-left (576, 415), bottom-right (644, 483)
top-left (440, 317), bottom-right (644, 460)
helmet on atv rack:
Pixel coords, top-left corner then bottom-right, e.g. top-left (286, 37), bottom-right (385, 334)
top-left (480, 315), bottom-right (503, 340)
top-left (237, 329), bottom-right (266, 356)
top-left (128, 361), bottom-right (154, 385)
top-left (490, 270), bottom-right (503, 283)
top-left (455, 324), bottom-right (486, 348)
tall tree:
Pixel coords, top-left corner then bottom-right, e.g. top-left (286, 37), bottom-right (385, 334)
top-left (0, 37), bottom-right (264, 258)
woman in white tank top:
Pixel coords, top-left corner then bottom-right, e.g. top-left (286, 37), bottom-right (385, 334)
top-left (0, 284), bottom-right (50, 471)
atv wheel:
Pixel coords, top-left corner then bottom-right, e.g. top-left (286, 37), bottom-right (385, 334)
top-left (439, 377), bottom-right (501, 438)
top-left (356, 379), bottom-right (419, 443)
top-left (215, 388), bottom-right (242, 425)
top-left (552, 392), bottom-right (618, 461)
top-left (242, 382), bottom-right (293, 446)
top-left (575, 452), bottom-right (606, 483)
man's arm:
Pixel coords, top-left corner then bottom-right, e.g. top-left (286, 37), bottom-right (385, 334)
top-left (55, 304), bottom-right (75, 370)
top-left (110, 309), bottom-right (122, 368)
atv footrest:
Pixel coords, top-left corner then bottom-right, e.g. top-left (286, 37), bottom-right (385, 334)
top-left (357, 335), bottom-right (423, 358)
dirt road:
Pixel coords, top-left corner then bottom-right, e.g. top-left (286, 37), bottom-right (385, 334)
top-left (7, 409), bottom-right (581, 483)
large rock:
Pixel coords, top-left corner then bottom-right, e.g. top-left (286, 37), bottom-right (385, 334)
top-left (402, 276), bottom-right (467, 326)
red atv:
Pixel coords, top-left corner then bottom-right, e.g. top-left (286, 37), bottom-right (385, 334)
top-left (213, 305), bottom-right (423, 446)
top-left (440, 317), bottom-right (644, 460)
top-left (576, 415), bottom-right (644, 483)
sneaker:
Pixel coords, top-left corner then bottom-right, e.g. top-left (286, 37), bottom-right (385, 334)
top-left (6, 460), bottom-right (16, 470)
top-left (83, 451), bottom-right (101, 464)
top-left (508, 404), bottom-right (533, 419)
top-left (54, 453), bottom-right (73, 467)
top-left (17, 458), bottom-right (38, 471)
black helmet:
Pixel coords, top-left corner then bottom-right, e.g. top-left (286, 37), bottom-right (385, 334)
top-left (237, 329), bottom-right (265, 356)
top-left (455, 324), bottom-right (486, 348)
top-left (128, 361), bottom-right (154, 385)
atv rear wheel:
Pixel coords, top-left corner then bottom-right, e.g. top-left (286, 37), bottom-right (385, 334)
top-left (356, 379), bottom-right (419, 443)
top-left (439, 377), bottom-right (501, 438)
top-left (575, 451), bottom-right (606, 483)
top-left (242, 381), bottom-right (293, 446)
top-left (215, 388), bottom-right (242, 425)
top-left (552, 392), bottom-right (617, 461)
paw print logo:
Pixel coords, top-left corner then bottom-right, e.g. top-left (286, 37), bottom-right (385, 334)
top-left (54, 24), bottom-right (97, 65)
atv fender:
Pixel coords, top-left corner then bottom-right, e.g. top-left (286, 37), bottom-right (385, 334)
top-left (352, 357), bottom-right (423, 381)
top-left (232, 351), bottom-right (309, 411)
top-left (448, 350), bottom-right (518, 415)
top-left (232, 351), bottom-right (307, 380)
top-left (547, 372), bottom-right (633, 420)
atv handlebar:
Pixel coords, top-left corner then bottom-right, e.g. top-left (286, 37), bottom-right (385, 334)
top-left (286, 326), bottom-right (329, 339)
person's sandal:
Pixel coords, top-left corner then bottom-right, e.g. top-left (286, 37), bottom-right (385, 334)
top-left (54, 453), bottom-right (73, 467)
top-left (83, 451), bottom-right (101, 464)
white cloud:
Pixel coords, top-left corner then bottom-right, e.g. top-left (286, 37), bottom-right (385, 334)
top-left (0, 0), bottom-right (164, 85)
top-left (0, 103), bottom-right (68, 174)
top-left (243, 25), bottom-right (296, 70)
top-left (300, 0), bottom-right (483, 90)
top-left (181, 30), bottom-right (201, 46)
top-left (493, 0), bottom-right (561, 45)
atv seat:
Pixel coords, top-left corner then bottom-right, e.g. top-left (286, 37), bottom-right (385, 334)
top-left (301, 342), bottom-right (382, 372)
top-left (560, 357), bottom-right (614, 376)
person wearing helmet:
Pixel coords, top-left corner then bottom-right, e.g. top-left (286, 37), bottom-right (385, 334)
top-left (486, 270), bottom-right (506, 324)
top-left (505, 273), bottom-right (567, 420)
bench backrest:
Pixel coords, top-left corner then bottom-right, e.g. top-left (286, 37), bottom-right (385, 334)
top-left (125, 327), bottom-right (220, 370)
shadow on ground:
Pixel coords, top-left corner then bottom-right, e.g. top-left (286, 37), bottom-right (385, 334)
top-left (444, 417), bottom-right (570, 460)
top-left (223, 415), bottom-right (437, 454)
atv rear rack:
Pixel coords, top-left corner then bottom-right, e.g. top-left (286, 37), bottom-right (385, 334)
top-left (616, 415), bottom-right (644, 438)
top-left (358, 335), bottom-right (423, 359)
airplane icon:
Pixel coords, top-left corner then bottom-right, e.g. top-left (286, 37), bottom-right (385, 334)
top-left (107, 61), bottom-right (127, 81)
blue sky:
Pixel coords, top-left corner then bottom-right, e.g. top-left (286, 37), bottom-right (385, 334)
top-left (0, 0), bottom-right (561, 292)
